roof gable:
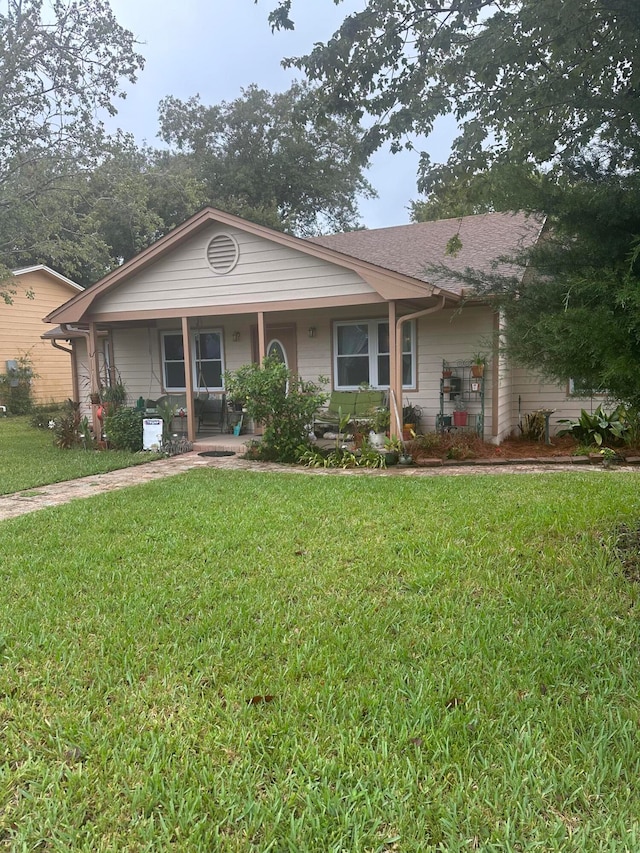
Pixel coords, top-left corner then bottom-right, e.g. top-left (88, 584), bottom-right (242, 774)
top-left (44, 207), bottom-right (451, 325)
top-left (12, 265), bottom-right (83, 294)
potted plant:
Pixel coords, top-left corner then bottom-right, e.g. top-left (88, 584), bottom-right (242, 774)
top-left (470, 353), bottom-right (486, 378)
top-left (442, 361), bottom-right (453, 379)
top-left (383, 435), bottom-right (401, 465)
top-left (370, 407), bottom-right (390, 448)
top-left (402, 400), bottom-right (422, 440)
top-left (99, 381), bottom-right (127, 413)
top-left (453, 396), bottom-right (468, 427)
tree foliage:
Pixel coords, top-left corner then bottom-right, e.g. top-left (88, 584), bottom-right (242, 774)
top-left (158, 82), bottom-right (375, 235)
top-left (224, 355), bottom-right (328, 462)
top-left (266, 0), bottom-right (640, 188)
top-left (266, 0), bottom-right (640, 405)
top-left (0, 0), bottom-right (144, 300)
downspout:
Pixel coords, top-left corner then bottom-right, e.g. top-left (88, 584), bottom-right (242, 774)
top-left (50, 340), bottom-right (72, 355)
top-left (48, 338), bottom-right (77, 405)
top-left (391, 296), bottom-right (447, 437)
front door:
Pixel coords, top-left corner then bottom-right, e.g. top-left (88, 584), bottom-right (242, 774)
top-left (251, 324), bottom-right (298, 375)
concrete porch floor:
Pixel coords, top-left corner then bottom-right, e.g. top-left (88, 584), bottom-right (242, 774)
top-left (192, 431), bottom-right (254, 454)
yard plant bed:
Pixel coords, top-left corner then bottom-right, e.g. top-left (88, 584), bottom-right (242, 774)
top-left (1, 470), bottom-right (640, 850)
top-left (405, 433), bottom-right (633, 463)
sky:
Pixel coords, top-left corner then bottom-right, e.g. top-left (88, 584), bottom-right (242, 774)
top-left (105, 0), bottom-right (456, 231)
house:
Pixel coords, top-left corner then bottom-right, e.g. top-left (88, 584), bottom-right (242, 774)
top-left (0, 266), bottom-right (83, 406)
top-left (43, 207), bottom-right (589, 443)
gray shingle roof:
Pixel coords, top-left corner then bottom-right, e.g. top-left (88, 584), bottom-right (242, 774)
top-left (307, 211), bottom-right (545, 296)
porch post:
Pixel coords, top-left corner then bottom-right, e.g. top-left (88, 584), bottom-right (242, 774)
top-left (182, 317), bottom-right (196, 442)
top-left (388, 301), bottom-right (402, 438)
top-left (88, 322), bottom-right (101, 437)
top-left (257, 311), bottom-right (266, 363)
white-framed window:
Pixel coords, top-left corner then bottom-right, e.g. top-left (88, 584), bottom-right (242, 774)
top-left (568, 378), bottom-right (608, 397)
top-left (333, 319), bottom-right (415, 390)
top-left (161, 330), bottom-right (225, 392)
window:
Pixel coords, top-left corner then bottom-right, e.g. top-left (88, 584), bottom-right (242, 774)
top-left (161, 330), bottom-right (224, 391)
top-left (334, 320), bottom-right (415, 389)
top-left (569, 378), bottom-right (608, 397)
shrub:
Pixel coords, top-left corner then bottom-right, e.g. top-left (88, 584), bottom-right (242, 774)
top-left (520, 411), bottom-right (546, 442)
top-left (557, 405), bottom-right (629, 447)
top-left (225, 355), bottom-right (327, 463)
top-left (104, 407), bottom-right (143, 451)
top-left (0, 353), bottom-right (38, 414)
top-left (30, 402), bottom-right (65, 429)
top-left (52, 400), bottom-right (82, 449)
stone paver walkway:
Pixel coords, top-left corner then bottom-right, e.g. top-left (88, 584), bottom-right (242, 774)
top-left (1, 451), bottom-right (636, 521)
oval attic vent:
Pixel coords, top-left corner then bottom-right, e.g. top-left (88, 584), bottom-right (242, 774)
top-left (206, 233), bottom-right (239, 274)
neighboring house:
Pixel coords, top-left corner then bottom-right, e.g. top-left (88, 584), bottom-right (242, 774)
top-left (44, 207), bottom-right (591, 443)
top-left (1, 266), bottom-right (83, 405)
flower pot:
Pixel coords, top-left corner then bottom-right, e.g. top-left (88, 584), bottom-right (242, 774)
top-left (442, 369), bottom-right (452, 378)
top-left (370, 430), bottom-right (386, 449)
top-left (453, 410), bottom-right (468, 427)
top-left (471, 364), bottom-right (485, 378)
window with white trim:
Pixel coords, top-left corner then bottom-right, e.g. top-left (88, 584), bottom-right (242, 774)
top-left (161, 330), bottom-right (225, 392)
top-left (333, 319), bottom-right (415, 389)
top-left (568, 378), bottom-right (608, 397)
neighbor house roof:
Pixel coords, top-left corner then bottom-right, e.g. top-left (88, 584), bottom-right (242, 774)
top-left (307, 211), bottom-right (545, 296)
top-left (12, 265), bottom-right (84, 293)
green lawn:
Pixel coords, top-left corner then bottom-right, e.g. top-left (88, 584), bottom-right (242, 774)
top-left (1, 469), bottom-right (640, 851)
top-left (0, 416), bottom-right (160, 495)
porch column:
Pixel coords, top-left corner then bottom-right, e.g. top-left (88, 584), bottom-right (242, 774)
top-left (182, 317), bottom-right (196, 442)
top-left (257, 311), bottom-right (266, 363)
top-left (388, 301), bottom-right (402, 438)
top-left (88, 322), bottom-right (101, 437)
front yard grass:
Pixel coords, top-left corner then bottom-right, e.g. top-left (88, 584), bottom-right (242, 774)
top-left (1, 469), bottom-right (640, 850)
top-left (0, 416), bottom-right (160, 495)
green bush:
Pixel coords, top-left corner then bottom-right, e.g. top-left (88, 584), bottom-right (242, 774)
top-left (557, 404), bottom-right (629, 447)
top-left (0, 353), bottom-right (37, 414)
top-left (225, 355), bottom-right (327, 463)
top-left (30, 402), bottom-right (65, 429)
top-left (52, 401), bottom-right (82, 449)
top-left (104, 407), bottom-right (143, 451)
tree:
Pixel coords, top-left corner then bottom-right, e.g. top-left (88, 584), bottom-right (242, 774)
top-left (158, 82), bottom-right (375, 235)
top-left (0, 0), bottom-right (144, 300)
top-left (265, 0), bottom-right (640, 406)
top-left (265, 1), bottom-right (640, 187)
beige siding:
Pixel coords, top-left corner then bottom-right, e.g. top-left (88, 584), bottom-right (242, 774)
top-left (511, 368), bottom-right (604, 436)
top-left (74, 338), bottom-right (91, 419)
top-left (83, 305), bottom-right (598, 444)
top-left (415, 307), bottom-right (495, 436)
top-left (293, 304), bottom-right (496, 437)
top-left (0, 270), bottom-right (78, 404)
top-left (94, 225), bottom-right (374, 315)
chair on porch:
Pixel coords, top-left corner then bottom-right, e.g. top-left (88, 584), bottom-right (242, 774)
top-left (313, 389), bottom-right (387, 434)
top-left (194, 393), bottom-right (227, 432)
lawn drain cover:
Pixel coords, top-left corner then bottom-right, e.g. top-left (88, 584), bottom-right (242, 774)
top-left (199, 450), bottom-right (236, 458)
